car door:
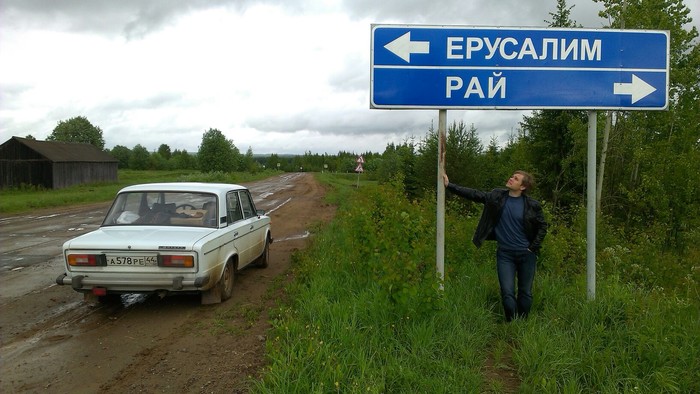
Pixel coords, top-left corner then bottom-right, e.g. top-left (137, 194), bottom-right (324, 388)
top-left (226, 190), bottom-right (255, 268)
top-left (238, 190), bottom-right (266, 264)
top-left (226, 190), bottom-right (247, 267)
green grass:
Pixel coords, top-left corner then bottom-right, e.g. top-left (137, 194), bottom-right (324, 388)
top-left (253, 174), bottom-right (700, 393)
top-left (0, 169), bottom-right (281, 214)
top-left (314, 172), bottom-right (377, 205)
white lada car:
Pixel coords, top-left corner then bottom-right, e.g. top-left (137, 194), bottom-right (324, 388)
top-left (56, 182), bottom-right (272, 304)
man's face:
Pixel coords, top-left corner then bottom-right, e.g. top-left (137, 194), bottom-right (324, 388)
top-left (506, 173), bottom-right (525, 192)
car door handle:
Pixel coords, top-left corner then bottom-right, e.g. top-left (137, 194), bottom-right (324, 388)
top-left (249, 225), bottom-right (254, 230)
top-left (234, 231), bottom-right (239, 237)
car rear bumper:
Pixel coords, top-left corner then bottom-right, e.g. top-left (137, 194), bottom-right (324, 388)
top-left (56, 273), bottom-right (211, 292)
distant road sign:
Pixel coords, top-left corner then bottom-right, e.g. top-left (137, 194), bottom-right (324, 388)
top-left (371, 25), bottom-right (669, 110)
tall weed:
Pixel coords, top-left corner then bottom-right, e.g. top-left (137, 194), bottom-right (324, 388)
top-left (514, 278), bottom-right (700, 393)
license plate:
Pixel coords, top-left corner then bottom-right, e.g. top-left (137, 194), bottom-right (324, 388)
top-left (107, 255), bottom-right (158, 266)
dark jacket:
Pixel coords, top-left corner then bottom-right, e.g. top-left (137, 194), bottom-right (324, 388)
top-left (446, 183), bottom-right (548, 253)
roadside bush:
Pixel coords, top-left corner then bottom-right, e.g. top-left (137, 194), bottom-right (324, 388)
top-left (342, 176), bottom-right (443, 317)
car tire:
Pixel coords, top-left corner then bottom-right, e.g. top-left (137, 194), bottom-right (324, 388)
top-left (219, 260), bottom-right (234, 301)
top-left (257, 238), bottom-right (270, 268)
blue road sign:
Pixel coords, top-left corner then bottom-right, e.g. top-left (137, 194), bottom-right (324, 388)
top-left (370, 25), bottom-right (669, 110)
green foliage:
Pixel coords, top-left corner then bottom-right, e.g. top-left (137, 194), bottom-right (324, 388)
top-left (520, 110), bottom-right (588, 209)
top-left (46, 116), bottom-right (106, 149)
top-left (197, 128), bottom-right (241, 173)
top-left (109, 145), bottom-right (131, 168)
top-left (157, 144), bottom-right (171, 160)
top-left (414, 121), bottom-right (486, 196)
top-left (375, 142), bottom-right (419, 197)
top-left (258, 176), bottom-right (493, 392)
top-left (128, 144), bottom-right (150, 170)
top-left (257, 173), bottom-right (700, 393)
top-left (537, 203), bottom-right (587, 277)
top-left (107, 144), bottom-right (196, 171)
top-left (480, 136), bottom-right (507, 189)
top-left (294, 174), bottom-right (443, 318)
top-left (243, 146), bottom-right (257, 173)
top-left (515, 279), bottom-right (700, 393)
top-left (350, 176), bottom-right (443, 316)
top-left (545, 0), bottom-right (580, 27)
top-left (170, 149), bottom-right (197, 170)
top-left (254, 150), bottom-right (375, 174)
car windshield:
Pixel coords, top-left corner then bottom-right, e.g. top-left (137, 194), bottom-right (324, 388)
top-left (103, 191), bottom-right (218, 228)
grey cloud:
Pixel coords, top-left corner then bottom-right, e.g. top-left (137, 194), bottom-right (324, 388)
top-left (341, 0), bottom-right (541, 26)
top-left (246, 106), bottom-right (438, 138)
top-left (0, 83), bottom-right (32, 108)
top-left (327, 53), bottom-right (368, 93)
top-left (1, 0), bottom-right (610, 40)
top-left (341, 0), bottom-right (605, 28)
top-left (1, 0), bottom-right (282, 38)
top-left (93, 92), bottom-right (189, 113)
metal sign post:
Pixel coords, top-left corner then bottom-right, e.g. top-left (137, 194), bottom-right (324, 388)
top-left (587, 111), bottom-right (597, 300)
top-left (436, 110), bottom-right (447, 290)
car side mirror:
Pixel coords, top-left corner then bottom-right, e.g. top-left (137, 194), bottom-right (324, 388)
top-left (256, 209), bottom-right (265, 217)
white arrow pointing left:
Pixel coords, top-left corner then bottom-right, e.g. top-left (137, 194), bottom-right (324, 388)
top-left (613, 74), bottom-right (657, 104)
top-left (384, 32), bottom-right (430, 63)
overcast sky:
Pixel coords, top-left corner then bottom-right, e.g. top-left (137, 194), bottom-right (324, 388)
top-left (1, 0), bottom-right (697, 155)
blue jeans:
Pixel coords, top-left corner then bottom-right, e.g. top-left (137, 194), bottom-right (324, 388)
top-left (496, 248), bottom-right (537, 322)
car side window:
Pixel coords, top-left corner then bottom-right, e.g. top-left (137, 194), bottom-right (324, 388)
top-left (226, 192), bottom-right (244, 224)
top-left (240, 191), bottom-right (256, 219)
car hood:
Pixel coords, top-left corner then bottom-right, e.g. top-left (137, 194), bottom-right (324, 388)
top-left (63, 226), bottom-right (217, 251)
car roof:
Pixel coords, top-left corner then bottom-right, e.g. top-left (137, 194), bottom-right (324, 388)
top-left (118, 182), bottom-right (246, 194)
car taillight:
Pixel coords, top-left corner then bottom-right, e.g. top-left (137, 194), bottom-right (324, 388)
top-left (67, 254), bottom-right (105, 266)
top-left (159, 255), bottom-right (194, 268)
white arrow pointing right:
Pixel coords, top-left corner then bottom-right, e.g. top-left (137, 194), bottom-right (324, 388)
top-left (613, 74), bottom-right (657, 104)
top-left (384, 32), bottom-right (430, 63)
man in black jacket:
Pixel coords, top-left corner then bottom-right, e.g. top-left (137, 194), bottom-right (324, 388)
top-left (443, 171), bottom-right (548, 322)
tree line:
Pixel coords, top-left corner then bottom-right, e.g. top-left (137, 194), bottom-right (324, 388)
top-left (33, 118), bottom-right (378, 173)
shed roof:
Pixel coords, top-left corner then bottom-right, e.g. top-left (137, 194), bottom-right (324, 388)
top-left (4, 136), bottom-right (118, 162)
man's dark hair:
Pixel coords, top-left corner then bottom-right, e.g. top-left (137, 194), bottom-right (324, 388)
top-left (515, 170), bottom-right (535, 194)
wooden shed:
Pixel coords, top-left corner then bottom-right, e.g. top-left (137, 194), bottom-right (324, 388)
top-left (0, 136), bottom-right (118, 189)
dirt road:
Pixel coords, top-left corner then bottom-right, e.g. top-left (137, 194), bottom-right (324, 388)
top-left (0, 173), bottom-right (335, 393)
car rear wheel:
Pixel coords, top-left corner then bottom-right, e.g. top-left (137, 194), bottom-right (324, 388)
top-left (219, 261), bottom-right (234, 301)
top-left (257, 238), bottom-right (270, 268)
